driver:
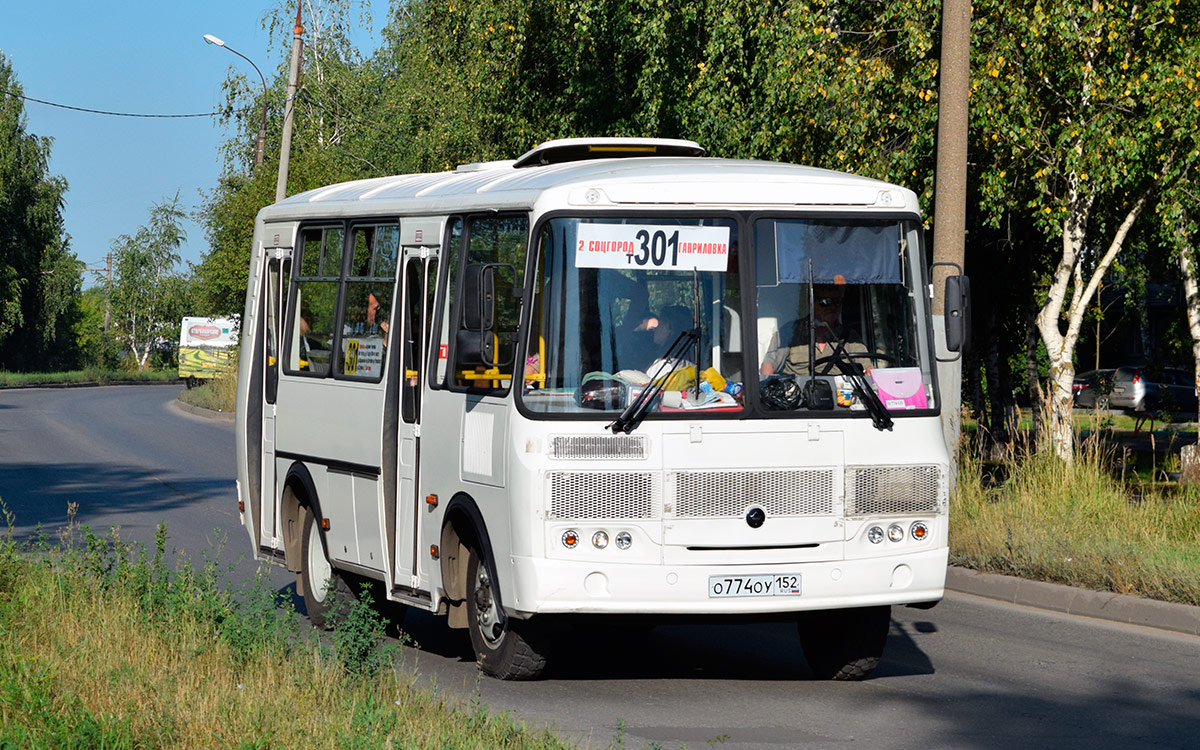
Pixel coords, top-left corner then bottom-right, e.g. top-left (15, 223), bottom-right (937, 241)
top-left (760, 284), bottom-right (867, 376)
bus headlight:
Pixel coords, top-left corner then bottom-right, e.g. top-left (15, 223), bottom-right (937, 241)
top-left (615, 531), bottom-right (633, 550)
top-left (592, 530), bottom-right (609, 549)
top-left (887, 524), bottom-right (905, 543)
top-left (562, 530), bottom-right (580, 549)
top-left (867, 526), bottom-right (885, 544)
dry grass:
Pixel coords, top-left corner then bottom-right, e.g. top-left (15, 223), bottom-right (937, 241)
top-left (0, 519), bottom-right (572, 749)
top-left (952, 431), bottom-right (1200, 605)
top-left (176, 360), bottom-right (238, 413)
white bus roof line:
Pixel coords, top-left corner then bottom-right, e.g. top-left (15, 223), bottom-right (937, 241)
top-left (266, 157), bottom-right (918, 219)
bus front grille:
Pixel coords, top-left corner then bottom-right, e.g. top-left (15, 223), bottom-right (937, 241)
top-left (671, 469), bottom-right (835, 519)
top-left (547, 471), bottom-right (660, 520)
top-left (844, 465), bottom-right (942, 516)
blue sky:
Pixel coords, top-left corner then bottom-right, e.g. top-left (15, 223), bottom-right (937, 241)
top-left (1, 1), bottom-right (382, 290)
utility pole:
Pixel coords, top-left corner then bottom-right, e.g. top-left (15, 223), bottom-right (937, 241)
top-left (932, 0), bottom-right (971, 465)
top-left (275, 5), bottom-right (304, 203)
top-left (103, 252), bottom-right (112, 332)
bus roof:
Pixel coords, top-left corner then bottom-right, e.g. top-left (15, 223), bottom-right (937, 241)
top-left (256, 141), bottom-right (920, 223)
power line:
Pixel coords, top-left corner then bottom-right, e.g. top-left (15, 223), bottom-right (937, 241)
top-left (4, 89), bottom-right (220, 119)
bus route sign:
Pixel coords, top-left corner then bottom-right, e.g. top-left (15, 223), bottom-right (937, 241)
top-left (575, 224), bottom-right (730, 272)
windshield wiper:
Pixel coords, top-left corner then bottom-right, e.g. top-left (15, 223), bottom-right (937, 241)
top-left (608, 326), bottom-right (700, 434)
top-left (815, 324), bottom-right (893, 431)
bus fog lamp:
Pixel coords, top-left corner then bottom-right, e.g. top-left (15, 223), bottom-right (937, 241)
top-left (562, 530), bottom-right (580, 549)
top-left (887, 524), bottom-right (905, 543)
top-left (910, 521), bottom-right (929, 541)
top-left (867, 526), bottom-right (885, 544)
top-left (592, 530), bottom-right (609, 549)
top-left (615, 531), bottom-right (633, 550)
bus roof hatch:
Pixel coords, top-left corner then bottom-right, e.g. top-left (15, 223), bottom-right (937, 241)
top-left (513, 137), bottom-right (705, 168)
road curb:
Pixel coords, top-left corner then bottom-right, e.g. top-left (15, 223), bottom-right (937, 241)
top-left (172, 398), bottom-right (234, 423)
top-left (946, 566), bottom-right (1200, 636)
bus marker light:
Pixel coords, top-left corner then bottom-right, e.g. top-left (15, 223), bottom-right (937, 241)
top-left (429, 545), bottom-right (439, 559)
top-left (867, 526), bottom-right (884, 544)
top-left (562, 530), bottom-right (580, 549)
top-left (238, 501), bottom-right (245, 512)
top-left (592, 531), bottom-right (609, 549)
top-left (887, 524), bottom-right (904, 543)
top-left (321, 518), bottom-right (331, 531)
top-left (910, 521), bottom-right (929, 541)
top-left (425, 493), bottom-right (438, 507)
top-left (615, 531), bottom-right (633, 550)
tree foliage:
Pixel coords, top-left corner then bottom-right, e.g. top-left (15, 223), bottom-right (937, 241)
top-left (104, 196), bottom-right (191, 371)
top-left (192, 0), bottom-right (1200, 458)
top-left (0, 54), bottom-right (81, 371)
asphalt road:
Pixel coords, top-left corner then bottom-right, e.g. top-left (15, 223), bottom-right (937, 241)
top-left (2, 385), bottom-right (1198, 749)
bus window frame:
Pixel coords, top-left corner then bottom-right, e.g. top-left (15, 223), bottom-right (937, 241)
top-left (282, 219), bottom-right (401, 385)
top-left (514, 208), bottom-right (749, 423)
top-left (433, 211), bottom-right (531, 396)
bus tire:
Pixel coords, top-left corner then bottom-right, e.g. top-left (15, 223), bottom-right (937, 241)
top-left (298, 506), bottom-right (352, 629)
top-left (465, 543), bottom-right (548, 680)
top-left (796, 605), bottom-right (891, 681)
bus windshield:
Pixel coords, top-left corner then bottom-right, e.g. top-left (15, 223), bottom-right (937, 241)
top-left (520, 214), bottom-right (935, 419)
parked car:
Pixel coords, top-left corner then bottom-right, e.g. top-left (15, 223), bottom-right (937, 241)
top-left (1104, 366), bottom-right (1197, 414)
top-left (1072, 369), bottom-right (1117, 409)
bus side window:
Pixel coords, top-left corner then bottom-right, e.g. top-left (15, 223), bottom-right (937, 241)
top-left (337, 225), bottom-right (399, 381)
top-left (448, 214), bottom-right (528, 392)
top-left (287, 225), bottom-right (342, 376)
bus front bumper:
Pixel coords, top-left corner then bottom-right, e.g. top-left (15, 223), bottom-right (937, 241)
top-left (505, 546), bottom-right (949, 617)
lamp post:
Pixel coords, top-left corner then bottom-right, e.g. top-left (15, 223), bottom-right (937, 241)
top-left (203, 33), bottom-right (268, 172)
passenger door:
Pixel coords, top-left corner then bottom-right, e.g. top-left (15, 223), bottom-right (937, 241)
top-left (390, 223), bottom-right (441, 595)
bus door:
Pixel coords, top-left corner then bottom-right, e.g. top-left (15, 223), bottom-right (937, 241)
top-left (259, 247), bottom-right (291, 554)
top-left (390, 243), bottom-right (438, 593)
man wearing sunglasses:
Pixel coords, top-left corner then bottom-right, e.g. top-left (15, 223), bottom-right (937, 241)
top-left (759, 284), bottom-right (866, 377)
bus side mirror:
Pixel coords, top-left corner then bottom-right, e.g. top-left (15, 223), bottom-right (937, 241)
top-left (455, 329), bottom-right (495, 366)
top-left (944, 274), bottom-right (971, 353)
top-left (463, 264), bottom-right (495, 332)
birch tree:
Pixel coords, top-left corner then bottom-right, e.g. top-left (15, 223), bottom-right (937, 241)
top-left (106, 196), bottom-right (189, 371)
top-left (971, 0), bottom-right (1199, 459)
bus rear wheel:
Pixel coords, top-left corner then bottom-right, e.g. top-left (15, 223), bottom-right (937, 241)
top-left (299, 507), bottom-right (352, 629)
top-left (796, 605), bottom-right (891, 681)
top-left (465, 543), bottom-right (549, 680)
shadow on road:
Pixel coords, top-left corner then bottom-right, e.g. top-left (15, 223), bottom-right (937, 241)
top-left (0, 461), bottom-right (231, 540)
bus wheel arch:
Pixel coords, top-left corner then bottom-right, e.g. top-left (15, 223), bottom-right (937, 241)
top-left (280, 463), bottom-right (320, 574)
top-left (439, 494), bottom-right (549, 680)
top-left (439, 494), bottom-right (489, 629)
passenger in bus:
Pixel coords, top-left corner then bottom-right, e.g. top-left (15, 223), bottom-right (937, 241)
top-left (623, 304), bottom-right (692, 372)
top-left (759, 284), bottom-right (866, 377)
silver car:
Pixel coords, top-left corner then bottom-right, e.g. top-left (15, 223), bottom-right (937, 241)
top-left (1107, 366), bottom-right (1197, 414)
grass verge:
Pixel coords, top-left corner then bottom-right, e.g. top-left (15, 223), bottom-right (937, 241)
top-left (952, 436), bottom-right (1200, 606)
top-left (0, 369), bottom-right (177, 387)
top-left (0, 509), bottom-right (570, 749)
top-left (176, 367), bottom-right (238, 414)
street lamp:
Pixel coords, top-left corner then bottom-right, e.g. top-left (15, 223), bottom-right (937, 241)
top-left (203, 33), bottom-right (268, 172)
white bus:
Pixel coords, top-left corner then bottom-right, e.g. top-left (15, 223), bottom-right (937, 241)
top-left (235, 138), bottom-right (968, 681)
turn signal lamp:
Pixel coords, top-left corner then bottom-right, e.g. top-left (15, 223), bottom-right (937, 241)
top-left (910, 521), bottom-right (930, 541)
top-left (562, 530), bottom-right (580, 549)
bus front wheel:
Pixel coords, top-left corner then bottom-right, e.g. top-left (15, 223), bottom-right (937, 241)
top-left (465, 543), bottom-right (549, 680)
top-left (796, 605), bottom-right (891, 680)
top-left (299, 507), bottom-right (352, 629)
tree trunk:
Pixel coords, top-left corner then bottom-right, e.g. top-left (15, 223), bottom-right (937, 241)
top-left (1178, 242), bottom-right (1200, 417)
top-left (1035, 182), bottom-right (1148, 462)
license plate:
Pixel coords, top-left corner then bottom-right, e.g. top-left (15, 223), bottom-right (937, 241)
top-left (708, 574), bottom-right (801, 598)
